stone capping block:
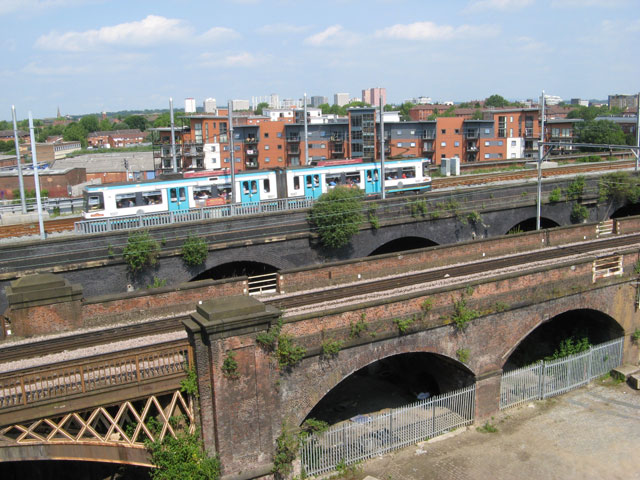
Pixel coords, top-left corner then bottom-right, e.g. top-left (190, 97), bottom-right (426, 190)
top-left (5, 273), bottom-right (83, 309)
top-left (187, 295), bottom-right (280, 340)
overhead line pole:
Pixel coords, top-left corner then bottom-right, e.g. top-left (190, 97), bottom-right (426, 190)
top-left (169, 98), bottom-right (178, 173)
top-left (228, 102), bottom-right (236, 204)
top-left (380, 97), bottom-right (386, 200)
top-left (28, 112), bottom-right (46, 240)
top-left (636, 92), bottom-right (639, 172)
top-left (537, 90), bottom-right (545, 231)
top-left (11, 106), bottom-right (27, 214)
top-left (303, 93), bottom-right (309, 166)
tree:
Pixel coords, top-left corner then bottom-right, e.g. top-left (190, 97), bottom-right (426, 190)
top-left (471, 108), bottom-right (484, 120)
top-left (63, 122), bottom-right (88, 147)
top-left (254, 102), bottom-right (269, 115)
top-left (123, 115), bottom-right (148, 131)
top-left (484, 94), bottom-right (510, 108)
top-left (98, 118), bottom-right (113, 131)
top-left (0, 140), bottom-right (15, 153)
top-left (318, 103), bottom-right (331, 114)
top-left (575, 120), bottom-right (626, 148)
top-left (153, 113), bottom-right (171, 128)
top-left (309, 186), bottom-right (364, 249)
top-left (79, 115), bottom-right (100, 133)
top-left (398, 101), bottom-right (416, 121)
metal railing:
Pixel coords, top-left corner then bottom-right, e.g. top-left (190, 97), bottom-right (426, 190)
top-left (300, 384), bottom-right (475, 476)
top-left (500, 337), bottom-right (623, 410)
top-left (75, 197), bottom-right (314, 234)
top-left (0, 343), bottom-right (191, 410)
top-left (0, 197), bottom-right (83, 215)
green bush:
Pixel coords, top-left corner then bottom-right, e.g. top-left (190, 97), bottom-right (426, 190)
top-left (451, 295), bottom-right (479, 331)
top-left (147, 277), bottom-right (167, 289)
top-left (222, 351), bottom-right (239, 379)
top-left (181, 236), bottom-right (209, 266)
top-left (276, 334), bottom-right (306, 368)
top-left (598, 171), bottom-right (640, 203)
top-left (321, 339), bottom-right (343, 358)
top-left (570, 203), bottom-right (589, 223)
top-left (180, 367), bottom-right (199, 397)
top-left (122, 230), bottom-right (160, 273)
top-left (349, 313), bottom-right (368, 338)
top-left (456, 348), bottom-right (470, 364)
top-left (548, 187), bottom-right (562, 203)
top-left (393, 316), bottom-right (415, 334)
top-left (309, 187), bottom-right (364, 249)
top-left (545, 336), bottom-right (591, 361)
top-left (146, 429), bottom-right (220, 480)
top-left (567, 176), bottom-right (585, 200)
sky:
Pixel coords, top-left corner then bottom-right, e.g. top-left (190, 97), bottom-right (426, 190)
top-left (1, 0), bottom-right (639, 121)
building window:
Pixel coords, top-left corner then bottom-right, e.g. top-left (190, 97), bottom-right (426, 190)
top-left (265, 145), bottom-right (270, 150)
top-left (454, 141), bottom-right (459, 147)
top-left (498, 140), bottom-right (503, 146)
top-left (265, 157), bottom-right (270, 162)
top-left (223, 145), bottom-right (229, 151)
top-left (410, 130), bottom-right (415, 135)
top-left (264, 132), bottom-right (269, 138)
top-left (441, 142), bottom-right (446, 147)
top-left (410, 142), bottom-right (416, 147)
top-left (485, 153), bottom-right (490, 159)
top-left (278, 157), bottom-right (283, 162)
top-left (224, 158), bottom-right (229, 163)
top-left (277, 132), bottom-right (282, 138)
top-left (441, 129), bottom-right (446, 134)
top-left (509, 128), bottom-right (513, 137)
top-left (397, 142), bottom-right (403, 147)
top-left (277, 145), bottom-right (282, 149)
top-left (510, 116), bottom-right (513, 122)
top-left (511, 140), bottom-right (516, 146)
top-left (234, 145), bottom-right (240, 151)
top-left (455, 129), bottom-right (460, 134)
top-left (441, 154), bottom-right (446, 158)
top-left (485, 141), bottom-right (490, 146)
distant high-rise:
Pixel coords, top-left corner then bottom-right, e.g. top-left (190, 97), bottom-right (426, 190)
top-left (203, 98), bottom-right (217, 113)
top-left (231, 99), bottom-right (250, 111)
top-left (270, 93), bottom-right (280, 109)
top-left (185, 98), bottom-right (196, 113)
top-left (310, 96), bottom-right (328, 107)
top-left (362, 87), bottom-right (386, 107)
top-left (608, 94), bottom-right (638, 110)
top-left (334, 93), bottom-right (349, 107)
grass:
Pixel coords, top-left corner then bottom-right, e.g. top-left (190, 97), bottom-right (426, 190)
top-left (476, 421), bottom-right (498, 433)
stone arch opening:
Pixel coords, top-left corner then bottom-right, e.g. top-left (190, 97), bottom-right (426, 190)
top-left (506, 217), bottom-right (559, 235)
top-left (369, 237), bottom-right (438, 256)
top-left (504, 308), bottom-right (624, 371)
top-left (191, 261), bottom-right (278, 281)
top-left (303, 352), bottom-right (474, 426)
top-left (611, 204), bottom-right (640, 219)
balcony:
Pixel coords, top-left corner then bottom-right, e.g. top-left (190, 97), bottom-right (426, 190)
top-left (423, 142), bottom-right (434, 152)
top-left (497, 129), bottom-right (507, 138)
top-left (244, 136), bottom-right (258, 144)
top-left (466, 152), bottom-right (477, 162)
top-left (288, 145), bottom-right (300, 154)
top-left (245, 160), bottom-right (259, 169)
top-left (331, 144), bottom-right (344, 154)
top-left (330, 134), bottom-right (344, 142)
top-left (422, 131), bottom-right (436, 140)
top-left (524, 128), bottom-right (535, 137)
top-left (245, 148), bottom-right (258, 155)
top-left (464, 130), bottom-right (479, 139)
top-left (466, 142), bottom-right (478, 151)
top-left (286, 135), bottom-right (300, 142)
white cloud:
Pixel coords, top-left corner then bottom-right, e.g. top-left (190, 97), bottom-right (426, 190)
top-left (200, 27), bottom-right (240, 41)
top-left (200, 51), bottom-right (268, 68)
top-left (515, 36), bottom-right (550, 53)
top-left (304, 25), bottom-right (360, 46)
top-left (35, 15), bottom-right (193, 51)
top-left (23, 62), bottom-right (92, 76)
top-left (375, 21), bottom-right (499, 41)
top-left (257, 23), bottom-right (310, 35)
top-left (464, 0), bottom-right (533, 13)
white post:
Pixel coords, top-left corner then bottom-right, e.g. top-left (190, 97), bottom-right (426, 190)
top-left (380, 97), bottom-right (386, 200)
top-left (11, 106), bottom-right (27, 213)
top-left (303, 93), bottom-right (309, 165)
top-left (636, 92), bottom-right (639, 172)
top-left (170, 98), bottom-right (178, 173)
top-left (537, 90), bottom-right (545, 231)
top-left (228, 102), bottom-right (236, 204)
top-left (28, 112), bottom-right (46, 240)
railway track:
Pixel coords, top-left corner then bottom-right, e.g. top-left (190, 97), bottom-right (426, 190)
top-left (0, 159), bottom-right (635, 240)
top-left (431, 159), bottom-right (636, 189)
top-left (3, 233), bottom-right (639, 364)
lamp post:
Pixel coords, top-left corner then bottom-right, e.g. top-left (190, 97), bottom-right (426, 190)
top-left (536, 90), bottom-right (545, 231)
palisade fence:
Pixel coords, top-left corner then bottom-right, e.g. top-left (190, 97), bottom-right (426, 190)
top-left (300, 384), bottom-right (475, 476)
top-left (500, 337), bottom-right (624, 410)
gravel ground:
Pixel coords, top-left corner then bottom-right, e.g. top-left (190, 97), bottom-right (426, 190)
top-left (352, 381), bottom-right (640, 480)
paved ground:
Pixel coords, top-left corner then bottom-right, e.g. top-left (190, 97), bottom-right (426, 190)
top-left (350, 380), bottom-right (640, 480)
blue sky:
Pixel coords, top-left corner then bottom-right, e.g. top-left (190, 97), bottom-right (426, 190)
top-left (1, 0), bottom-right (638, 120)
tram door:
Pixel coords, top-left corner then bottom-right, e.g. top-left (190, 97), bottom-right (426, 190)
top-left (168, 187), bottom-right (189, 211)
top-left (304, 174), bottom-right (322, 198)
top-left (365, 168), bottom-right (381, 195)
top-left (240, 180), bottom-right (260, 203)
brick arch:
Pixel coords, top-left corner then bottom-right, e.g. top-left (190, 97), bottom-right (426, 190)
top-left (499, 300), bottom-right (624, 369)
top-left (0, 442), bottom-right (150, 466)
top-left (202, 247), bottom-right (295, 273)
top-left (283, 334), bottom-right (476, 427)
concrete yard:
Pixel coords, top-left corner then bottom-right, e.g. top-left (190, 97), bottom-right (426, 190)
top-left (352, 380), bottom-right (640, 480)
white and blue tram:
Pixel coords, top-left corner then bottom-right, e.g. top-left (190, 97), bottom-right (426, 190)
top-left (82, 158), bottom-right (431, 219)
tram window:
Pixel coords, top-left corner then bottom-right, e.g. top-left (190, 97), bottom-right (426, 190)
top-left (326, 175), bottom-right (340, 187)
top-left (116, 193), bottom-right (137, 208)
top-left (87, 195), bottom-right (103, 211)
top-left (374, 170), bottom-right (379, 181)
top-left (169, 189), bottom-right (177, 202)
top-left (346, 172), bottom-right (361, 185)
top-left (294, 176), bottom-right (301, 190)
top-left (193, 187), bottom-right (212, 199)
top-left (366, 171), bottom-right (372, 181)
top-left (143, 190), bottom-right (162, 205)
top-left (179, 188), bottom-right (186, 202)
top-left (313, 175), bottom-right (320, 187)
top-left (401, 167), bottom-right (415, 179)
top-left (263, 179), bottom-right (271, 193)
top-left (251, 181), bottom-right (257, 194)
top-left (243, 181), bottom-right (250, 194)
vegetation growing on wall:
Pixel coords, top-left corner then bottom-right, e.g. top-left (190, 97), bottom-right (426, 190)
top-left (122, 230), bottom-right (160, 273)
top-left (309, 187), bottom-right (364, 249)
top-left (181, 235), bottom-right (209, 266)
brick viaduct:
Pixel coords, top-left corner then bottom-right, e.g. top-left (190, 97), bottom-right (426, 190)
top-left (0, 174), bottom-right (628, 316)
top-left (2, 216), bottom-right (640, 478)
